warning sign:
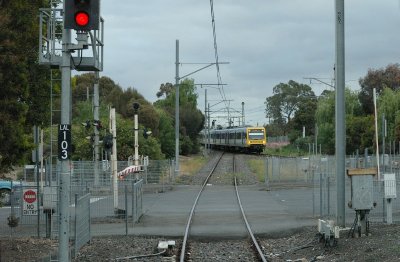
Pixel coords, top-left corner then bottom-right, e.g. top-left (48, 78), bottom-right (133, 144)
top-left (23, 189), bottom-right (38, 216)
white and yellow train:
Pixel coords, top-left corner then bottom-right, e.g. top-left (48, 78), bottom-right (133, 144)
top-left (200, 126), bottom-right (266, 154)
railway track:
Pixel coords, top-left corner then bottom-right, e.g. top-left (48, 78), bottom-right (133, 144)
top-left (179, 152), bottom-right (267, 262)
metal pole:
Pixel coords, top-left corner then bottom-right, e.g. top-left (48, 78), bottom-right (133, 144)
top-left (175, 39), bottom-right (180, 176)
top-left (205, 88), bottom-right (208, 152)
top-left (335, 0), bottom-right (346, 227)
top-left (374, 88), bottom-right (381, 180)
top-left (320, 173), bottom-right (323, 217)
top-left (315, 123), bottom-right (318, 155)
top-left (382, 114), bottom-right (385, 174)
top-left (134, 113), bottom-right (139, 166)
top-left (94, 72), bottom-right (100, 186)
top-left (241, 102), bottom-right (245, 127)
top-left (35, 126), bottom-right (40, 238)
top-left (111, 108), bottom-right (118, 210)
top-left (125, 185), bottom-right (128, 236)
top-left (208, 103), bottom-right (211, 153)
top-left (59, 26), bottom-right (72, 261)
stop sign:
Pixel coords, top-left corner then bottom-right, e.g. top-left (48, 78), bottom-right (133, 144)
top-left (23, 190), bottom-right (37, 204)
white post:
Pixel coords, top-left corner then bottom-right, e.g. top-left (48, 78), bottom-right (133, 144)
top-left (134, 113), bottom-right (139, 166)
top-left (110, 108), bottom-right (118, 210)
top-left (373, 88), bottom-right (381, 180)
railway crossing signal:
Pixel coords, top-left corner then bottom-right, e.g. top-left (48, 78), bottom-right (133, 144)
top-left (64, 0), bottom-right (100, 31)
top-left (104, 134), bottom-right (113, 151)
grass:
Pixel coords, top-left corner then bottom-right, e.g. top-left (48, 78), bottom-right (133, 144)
top-left (247, 159), bottom-right (265, 182)
top-left (179, 155), bottom-right (207, 176)
top-left (263, 144), bottom-right (308, 157)
top-left (247, 156), bottom-right (307, 182)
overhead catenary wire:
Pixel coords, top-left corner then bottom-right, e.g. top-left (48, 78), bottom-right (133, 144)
top-left (209, 0), bottom-right (229, 112)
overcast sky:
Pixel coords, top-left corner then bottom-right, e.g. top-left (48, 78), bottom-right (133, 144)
top-left (99, 0), bottom-right (400, 127)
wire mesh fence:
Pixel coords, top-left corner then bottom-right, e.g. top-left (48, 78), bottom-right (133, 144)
top-left (2, 155), bottom-right (399, 241)
top-left (73, 193), bottom-right (91, 257)
top-left (264, 154), bottom-right (400, 223)
top-left (0, 159), bottom-right (171, 239)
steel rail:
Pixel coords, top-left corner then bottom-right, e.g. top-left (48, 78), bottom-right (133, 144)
top-left (179, 152), bottom-right (224, 262)
top-left (234, 176), bottom-right (268, 262)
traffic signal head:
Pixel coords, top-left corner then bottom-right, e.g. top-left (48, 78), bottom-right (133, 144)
top-left (81, 120), bottom-right (91, 130)
top-left (143, 129), bottom-right (152, 139)
top-left (93, 120), bottom-right (102, 131)
top-left (64, 0), bottom-right (100, 31)
top-left (104, 134), bottom-right (113, 151)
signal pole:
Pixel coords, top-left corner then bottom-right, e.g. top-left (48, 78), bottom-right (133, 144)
top-left (94, 71), bottom-right (100, 186)
top-left (39, 2), bottom-right (103, 260)
top-left (59, 26), bottom-right (72, 262)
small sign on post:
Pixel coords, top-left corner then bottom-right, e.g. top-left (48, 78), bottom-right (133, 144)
top-left (23, 189), bottom-right (38, 216)
top-left (58, 124), bottom-right (71, 160)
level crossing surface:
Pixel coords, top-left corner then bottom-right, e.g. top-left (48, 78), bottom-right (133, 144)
top-left (91, 185), bottom-right (316, 237)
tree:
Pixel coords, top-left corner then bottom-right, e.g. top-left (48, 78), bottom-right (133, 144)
top-left (0, 0), bottom-right (49, 172)
top-left (358, 63), bottom-right (400, 115)
top-left (315, 91), bottom-right (335, 154)
top-left (156, 109), bottom-right (175, 158)
top-left (265, 80), bottom-right (315, 135)
top-left (346, 115), bottom-right (374, 154)
top-left (289, 97), bottom-right (318, 142)
top-left (154, 78), bottom-right (204, 155)
top-left (378, 88), bottom-right (400, 144)
top-left (156, 82), bottom-right (174, 98)
top-left (315, 88), bottom-right (372, 154)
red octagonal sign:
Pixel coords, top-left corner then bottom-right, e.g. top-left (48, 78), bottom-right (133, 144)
top-left (23, 190), bottom-right (37, 204)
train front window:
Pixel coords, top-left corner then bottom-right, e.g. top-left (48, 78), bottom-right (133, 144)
top-left (248, 129), bottom-right (265, 140)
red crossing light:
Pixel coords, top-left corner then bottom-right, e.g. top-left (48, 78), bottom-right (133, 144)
top-left (75, 12), bottom-right (89, 27)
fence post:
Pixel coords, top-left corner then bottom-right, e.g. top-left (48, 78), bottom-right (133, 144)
top-left (319, 173), bottom-right (323, 217)
top-left (312, 169), bottom-right (315, 217)
top-left (327, 176), bottom-right (330, 217)
top-left (125, 185), bottom-right (128, 236)
top-left (264, 157), bottom-right (269, 188)
top-left (74, 193), bottom-right (78, 257)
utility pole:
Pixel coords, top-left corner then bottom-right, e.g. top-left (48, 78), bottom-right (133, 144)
top-left (205, 88), bottom-right (208, 152)
top-left (175, 40), bottom-right (180, 177)
top-left (174, 41), bottom-right (229, 174)
top-left (335, 0), bottom-right (346, 228)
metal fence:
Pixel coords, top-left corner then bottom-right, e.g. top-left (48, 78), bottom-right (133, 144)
top-left (1, 159), bottom-right (169, 239)
top-left (2, 155), bottom-right (399, 242)
top-left (265, 154), bottom-right (400, 223)
top-left (132, 179), bottom-right (143, 223)
top-left (73, 193), bottom-right (91, 257)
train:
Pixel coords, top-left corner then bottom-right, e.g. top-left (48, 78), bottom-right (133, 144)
top-left (199, 126), bottom-right (267, 154)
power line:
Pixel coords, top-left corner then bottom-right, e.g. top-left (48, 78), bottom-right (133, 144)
top-left (209, 0), bottom-right (229, 111)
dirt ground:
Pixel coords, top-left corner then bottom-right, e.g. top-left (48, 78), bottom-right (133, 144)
top-left (0, 223), bottom-right (399, 261)
top-left (0, 237), bottom-right (57, 262)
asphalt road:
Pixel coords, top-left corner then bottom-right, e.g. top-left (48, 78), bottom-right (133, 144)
top-left (90, 185), bottom-right (318, 237)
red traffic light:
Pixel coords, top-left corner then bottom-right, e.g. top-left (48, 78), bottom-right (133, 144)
top-left (75, 11), bottom-right (89, 27)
